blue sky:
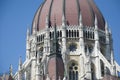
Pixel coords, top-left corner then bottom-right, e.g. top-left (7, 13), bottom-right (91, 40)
top-left (0, 0), bottom-right (120, 74)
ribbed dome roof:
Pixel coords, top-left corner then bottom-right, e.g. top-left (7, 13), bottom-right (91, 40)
top-left (32, 0), bottom-right (105, 32)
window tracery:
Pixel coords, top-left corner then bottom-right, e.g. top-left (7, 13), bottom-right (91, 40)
top-left (68, 62), bottom-right (78, 80)
top-left (69, 43), bottom-right (77, 52)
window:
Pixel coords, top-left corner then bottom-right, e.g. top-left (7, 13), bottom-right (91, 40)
top-left (105, 67), bottom-right (110, 75)
top-left (68, 62), bottom-right (78, 80)
top-left (91, 63), bottom-right (96, 80)
top-left (69, 44), bottom-right (77, 52)
top-left (100, 60), bottom-right (105, 77)
top-left (85, 45), bottom-right (93, 54)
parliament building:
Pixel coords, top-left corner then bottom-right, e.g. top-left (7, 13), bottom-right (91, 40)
top-left (12, 0), bottom-right (120, 80)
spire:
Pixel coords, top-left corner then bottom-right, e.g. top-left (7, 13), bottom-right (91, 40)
top-left (62, 13), bottom-right (66, 26)
top-left (48, 17), bottom-right (64, 80)
top-left (79, 11), bottom-right (83, 27)
top-left (37, 52), bottom-right (40, 64)
top-left (27, 27), bottom-right (30, 40)
top-left (105, 21), bottom-right (109, 35)
top-left (46, 15), bottom-right (49, 28)
top-left (52, 21), bottom-right (58, 54)
top-left (18, 56), bottom-right (22, 70)
top-left (9, 64), bottom-right (13, 76)
top-left (33, 22), bottom-right (37, 34)
top-left (26, 27), bottom-right (30, 60)
top-left (94, 14), bottom-right (100, 52)
top-left (94, 14), bottom-right (98, 30)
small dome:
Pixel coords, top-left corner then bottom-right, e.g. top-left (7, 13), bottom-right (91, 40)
top-left (32, 0), bottom-right (105, 32)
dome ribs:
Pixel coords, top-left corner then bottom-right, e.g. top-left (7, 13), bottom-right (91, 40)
top-left (32, 5), bottom-right (42, 33)
top-left (39, 0), bottom-right (52, 30)
top-left (88, 0), bottom-right (105, 30)
top-left (32, 0), bottom-right (106, 33)
top-left (79, 0), bottom-right (93, 27)
top-left (50, 0), bottom-right (62, 27)
top-left (65, 0), bottom-right (79, 25)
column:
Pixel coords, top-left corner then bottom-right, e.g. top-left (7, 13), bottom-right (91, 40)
top-left (31, 57), bottom-right (36, 80)
top-left (94, 15), bottom-right (101, 79)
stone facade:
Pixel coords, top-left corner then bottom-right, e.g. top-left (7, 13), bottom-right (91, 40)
top-left (13, 0), bottom-right (120, 80)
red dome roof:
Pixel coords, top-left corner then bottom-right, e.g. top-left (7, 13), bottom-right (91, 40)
top-left (48, 57), bottom-right (64, 80)
top-left (32, 0), bottom-right (105, 32)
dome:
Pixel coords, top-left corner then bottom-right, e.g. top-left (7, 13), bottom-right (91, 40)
top-left (32, 0), bottom-right (105, 32)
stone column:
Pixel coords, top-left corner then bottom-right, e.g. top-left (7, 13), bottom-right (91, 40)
top-left (61, 14), bottom-right (67, 78)
top-left (31, 57), bottom-right (36, 80)
top-left (94, 15), bottom-right (101, 79)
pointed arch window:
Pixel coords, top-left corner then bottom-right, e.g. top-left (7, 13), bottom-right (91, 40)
top-left (100, 60), bottom-right (105, 77)
top-left (68, 61), bottom-right (78, 80)
top-left (91, 63), bottom-right (96, 80)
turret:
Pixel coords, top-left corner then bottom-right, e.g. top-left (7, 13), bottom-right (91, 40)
top-left (18, 56), bottom-right (22, 71)
top-left (105, 21), bottom-right (111, 62)
top-left (94, 15), bottom-right (100, 51)
top-left (78, 11), bottom-right (86, 80)
top-left (32, 22), bottom-right (37, 35)
top-left (48, 25), bottom-right (64, 80)
top-left (9, 64), bottom-right (13, 76)
top-left (94, 15), bottom-right (101, 79)
top-left (36, 51), bottom-right (40, 80)
top-left (62, 14), bottom-right (66, 27)
top-left (45, 15), bottom-right (49, 29)
top-left (26, 27), bottom-right (30, 60)
top-left (79, 12), bottom-right (83, 27)
top-left (18, 56), bottom-right (22, 80)
top-left (79, 11), bottom-right (84, 53)
top-left (8, 65), bottom-right (14, 80)
top-left (109, 29), bottom-right (114, 65)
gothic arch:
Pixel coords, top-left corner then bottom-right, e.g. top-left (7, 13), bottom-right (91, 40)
top-left (105, 67), bottom-right (111, 75)
top-left (68, 60), bottom-right (79, 80)
top-left (91, 62), bottom-right (96, 80)
top-left (100, 60), bottom-right (105, 77)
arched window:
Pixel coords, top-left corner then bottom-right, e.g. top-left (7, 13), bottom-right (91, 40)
top-left (77, 30), bottom-right (79, 37)
top-left (88, 46), bottom-right (93, 53)
top-left (100, 60), bottom-right (105, 77)
top-left (74, 30), bottom-right (76, 37)
top-left (38, 36), bottom-right (40, 42)
top-left (68, 61), bottom-right (78, 80)
top-left (72, 30), bottom-right (74, 37)
top-left (37, 36), bottom-right (38, 42)
top-left (88, 31), bottom-right (90, 38)
top-left (50, 32), bottom-right (52, 39)
top-left (105, 67), bottom-right (111, 75)
top-left (91, 63), bottom-right (96, 80)
top-left (66, 30), bottom-right (68, 37)
top-left (92, 32), bottom-right (94, 39)
top-left (60, 31), bottom-right (62, 37)
top-left (58, 31), bottom-right (59, 37)
top-left (52, 32), bottom-right (54, 38)
top-left (85, 31), bottom-right (87, 38)
top-left (90, 32), bottom-right (92, 39)
top-left (85, 45), bottom-right (93, 54)
top-left (69, 30), bottom-right (71, 37)
top-left (40, 35), bottom-right (42, 41)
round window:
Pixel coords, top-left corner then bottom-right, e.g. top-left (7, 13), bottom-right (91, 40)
top-left (69, 44), bottom-right (77, 51)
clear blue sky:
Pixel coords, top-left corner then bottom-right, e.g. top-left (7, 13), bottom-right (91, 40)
top-left (0, 0), bottom-right (120, 74)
